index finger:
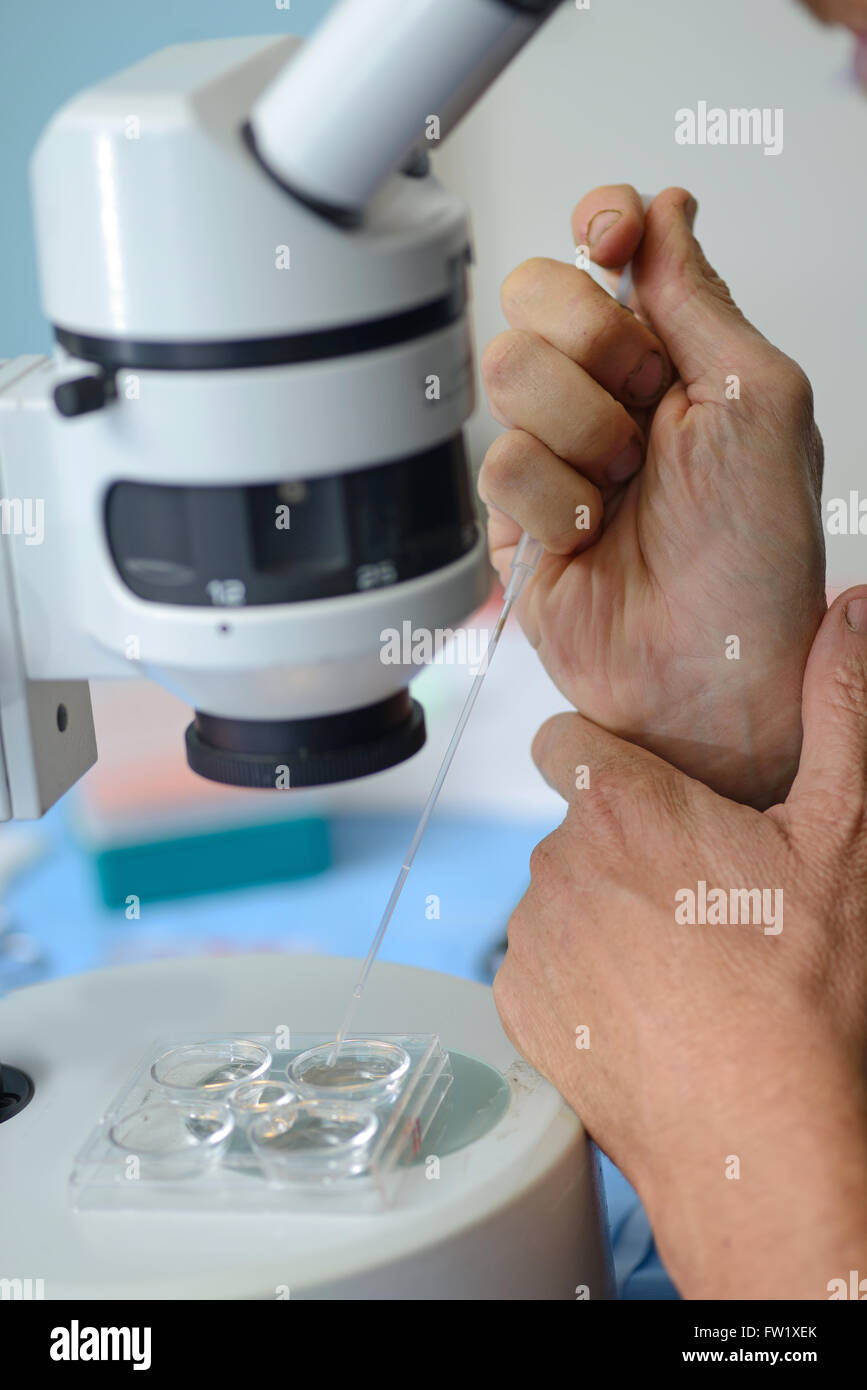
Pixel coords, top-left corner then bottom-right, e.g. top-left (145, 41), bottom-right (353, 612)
top-left (531, 710), bottom-right (636, 804)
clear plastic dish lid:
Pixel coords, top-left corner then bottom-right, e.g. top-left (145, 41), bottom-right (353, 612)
top-left (229, 1078), bottom-right (296, 1125)
top-left (288, 1040), bottom-right (410, 1100)
top-left (70, 1033), bottom-right (453, 1214)
top-left (250, 1099), bottom-right (379, 1183)
top-left (150, 1039), bottom-right (271, 1100)
top-left (109, 1101), bottom-right (234, 1180)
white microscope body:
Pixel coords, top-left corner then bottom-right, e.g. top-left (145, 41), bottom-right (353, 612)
top-left (0, 0), bottom-right (558, 810)
top-left (0, 34), bottom-right (482, 807)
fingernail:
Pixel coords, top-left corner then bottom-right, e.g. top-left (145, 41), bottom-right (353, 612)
top-left (623, 349), bottom-right (667, 403)
top-left (587, 209), bottom-right (622, 247)
top-left (844, 597), bottom-right (867, 634)
top-left (684, 196), bottom-right (699, 229)
top-left (608, 437), bottom-right (643, 484)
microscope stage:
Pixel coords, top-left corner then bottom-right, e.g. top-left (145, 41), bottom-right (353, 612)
top-left (0, 954), bottom-right (611, 1299)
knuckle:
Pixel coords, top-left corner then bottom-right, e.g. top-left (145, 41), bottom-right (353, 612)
top-left (481, 329), bottom-right (533, 391)
top-left (577, 296), bottom-right (623, 358)
top-left (585, 411), bottom-right (631, 461)
top-left (553, 294), bottom-right (625, 375)
top-left (784, 362), bottom-right (815, 412)
top-left (576, 755), bottom-right (682, 852)
top-left (569, 485), bottom-right (604, 546)
top-left (527, 831), bottom-right (577, 906)
top-left (556, 765), bottom-right (633, 862)
top-left (693, 255), bottom-right (738, 312)
top-left (528, 834), bottom-right (558, 882)
top-left (480, 430), bottom-right (531, 495)
top-left (580, 778), bottom-right (631, 849)
top-left (826, 661), bottom-right (867, 723)
top-left (501, 257), bottom-right (553, 315)
top-left (763, 353), bottom-right (815, 414)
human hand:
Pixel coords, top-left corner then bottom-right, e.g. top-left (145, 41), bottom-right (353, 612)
top-left (796, 2), bottom-right (867, 86)
top-left (799, 0), bottom-right (867, 29)
top-left (494, 588), bottom-right (867, 1299)
top-left (478, 185), bottom-right (826, 808)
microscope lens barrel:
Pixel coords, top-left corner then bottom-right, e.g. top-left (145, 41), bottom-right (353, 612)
top-left (249, 0), bottom-right (561, 214)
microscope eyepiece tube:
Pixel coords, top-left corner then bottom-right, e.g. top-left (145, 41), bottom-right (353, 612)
top-left (249, 0), bottom-right (560, 214)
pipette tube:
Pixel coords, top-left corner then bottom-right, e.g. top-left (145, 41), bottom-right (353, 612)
top-left (329, 532), bottom-right (542, 1062)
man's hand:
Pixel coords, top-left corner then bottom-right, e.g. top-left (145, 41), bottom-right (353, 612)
top-left (478, 185), bottom-right (826, 808)
top-left (799, 0), bottom-right (867, 28)
top-left (494, 588), bottom-right (867, 1299)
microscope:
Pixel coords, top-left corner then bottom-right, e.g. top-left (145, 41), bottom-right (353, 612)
top-left (0, 0), bottom-right (561, 816)
top-left (0, 2), bottom-right (615, 1301)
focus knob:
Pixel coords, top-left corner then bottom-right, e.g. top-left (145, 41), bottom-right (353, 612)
top-left (54, 374), bottom-right (113, 418)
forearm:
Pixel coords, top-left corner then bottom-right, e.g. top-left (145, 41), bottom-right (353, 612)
top-left (638, 1061), bottom-right (867, 1299)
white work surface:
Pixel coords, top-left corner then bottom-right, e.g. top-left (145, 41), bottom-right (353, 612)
top-left (0, 954), bottom-right (611, 1299)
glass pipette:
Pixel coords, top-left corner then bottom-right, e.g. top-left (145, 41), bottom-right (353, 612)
top-left (328, 531), bottom-right (544, 1063)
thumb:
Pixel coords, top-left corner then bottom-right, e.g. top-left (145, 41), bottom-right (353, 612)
top-left (786, 587), bottom-right (867, 833)
top-left (632, 187), bottom-right (758, 385)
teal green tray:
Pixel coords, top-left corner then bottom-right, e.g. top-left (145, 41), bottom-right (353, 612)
top-left (93, 816), bottom-right (330, 907)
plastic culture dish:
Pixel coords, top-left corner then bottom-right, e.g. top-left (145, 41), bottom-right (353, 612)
top-left (228, 1078), bottom-right (296, 1127)
top-left (288, 1039), bottom-right (410, 1101)
top-left (150, 1039), bottom-right (271, 1101)
top-left (71, 1034), bottom-right (453, 1212)
top-left (108, 1101), bottom-right (234, 1180)
top-left (250, 1100), bottom-right (378, 1184)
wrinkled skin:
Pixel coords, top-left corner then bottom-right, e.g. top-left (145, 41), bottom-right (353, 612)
top-left (495, 590), bottom-right (867, 1298)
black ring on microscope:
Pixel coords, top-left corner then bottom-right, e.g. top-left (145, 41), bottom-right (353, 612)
top-left (53, 285), bottom-right (467, 373)
top-left (240, 120), bottom-right (363, 228)
top-left (494, 0), bottom-right (562, 14)
top-left (185, 693), bottom-right (427, 789)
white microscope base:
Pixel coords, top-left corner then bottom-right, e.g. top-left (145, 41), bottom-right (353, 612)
top-left (0, 954), bottom-right (612, 1300)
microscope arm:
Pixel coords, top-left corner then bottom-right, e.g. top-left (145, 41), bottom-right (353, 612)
top-left (249, 0), bottom-right (561, 216)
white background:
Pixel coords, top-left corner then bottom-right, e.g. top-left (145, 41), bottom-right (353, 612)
top-left (438, 0), bottom-right (867, 592)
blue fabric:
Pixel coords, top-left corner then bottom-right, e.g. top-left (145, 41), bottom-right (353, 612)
top-left (597, 1155), bottom-right (678, 1299)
